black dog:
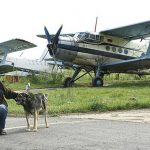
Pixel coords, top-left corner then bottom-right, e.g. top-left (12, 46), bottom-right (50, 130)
top-left (15, 92), bottom-right (49, 132)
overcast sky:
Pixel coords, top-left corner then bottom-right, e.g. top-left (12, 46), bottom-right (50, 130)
top-left (1, 0), bottom-right (150, 59)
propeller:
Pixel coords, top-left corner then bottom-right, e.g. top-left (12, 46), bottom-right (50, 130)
top-left (44, 25), bottom-right (63, 56)
top-left (44, 25), bottom-right (63, 74)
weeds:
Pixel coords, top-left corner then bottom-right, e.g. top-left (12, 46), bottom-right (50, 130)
top-left (4, 72), bottom-right (150, 115)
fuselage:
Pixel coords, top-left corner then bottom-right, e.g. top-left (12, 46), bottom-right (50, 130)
top-left (49, 31), bottom-right (149, 67)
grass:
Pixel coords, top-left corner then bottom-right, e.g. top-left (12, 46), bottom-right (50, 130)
top-left (6, 78), bottom-right (150, 116)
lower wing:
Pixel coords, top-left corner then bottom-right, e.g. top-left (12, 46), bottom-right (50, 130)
top-left (101, 57), bottom-right (150, 73)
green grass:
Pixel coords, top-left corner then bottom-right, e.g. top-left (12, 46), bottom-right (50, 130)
top-left (6, 79), bottom-right (150, 116)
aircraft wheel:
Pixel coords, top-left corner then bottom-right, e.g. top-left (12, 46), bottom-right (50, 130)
top-left (92, 77), bottom-right (103, 87)
top-left (63, 77), bottom-right (73, 88)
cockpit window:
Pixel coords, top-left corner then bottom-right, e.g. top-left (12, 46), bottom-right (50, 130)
top-left (74, 32), bottom-right (89, 39)
top-left (77, 33), bottom-right (84, 39)
top-left (83, 33), bottom-right (89, 38)
top-left (89, 34), bottom-right (95, 39)
top-left (80, 33), bottom-right (89, 39)
top-left (96, 35), bottom-right (100, 40)
top-left (74, 32), bottom-right (100, 43)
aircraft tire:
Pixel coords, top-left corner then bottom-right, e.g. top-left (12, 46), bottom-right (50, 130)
top-left (63, 77), bottom-right (73, 88)
top-left (92, 77), bottom-right (103, 87)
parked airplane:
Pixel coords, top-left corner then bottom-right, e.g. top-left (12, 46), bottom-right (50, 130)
top-left (4, 56), bottom-right (56, 75)
top-left (0, 39), bottom-right (60, 75)
top-left (38, 20), bottom-right (150, 87)
top-left (0, 39), bottom-right (36, 73)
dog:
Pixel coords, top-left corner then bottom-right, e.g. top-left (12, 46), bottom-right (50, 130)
top-left (15, 92), bottom-right (49, 132)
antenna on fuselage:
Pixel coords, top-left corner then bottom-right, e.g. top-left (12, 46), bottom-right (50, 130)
top-left (94, 17), bottom-right (98, 32)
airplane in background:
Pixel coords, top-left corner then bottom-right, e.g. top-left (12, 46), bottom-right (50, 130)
top-left (4, 56), bottom-right (56, 75)
top-left (0, 38), bottom-right (59, 75)
top-left (0, 39), bottom-right (37, 73)
top-left (37, 20), bottom-right (150, 87)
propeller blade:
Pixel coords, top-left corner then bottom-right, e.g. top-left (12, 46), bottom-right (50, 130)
top-left (44, 26), bottom-right (51, 44)
top-left (53, 25), bottom-right (63, 45)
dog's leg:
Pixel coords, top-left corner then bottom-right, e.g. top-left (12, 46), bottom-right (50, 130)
top-left (45, 108), bottom-right (49, 128)
top-left (37, 111), bottom-right (39, 122)
top-left (43, 99), bottom-right (49, 128)
top-left (33, 109), bottom-right (38, 132)
top-left (25, 112), bottom-right (31, 132)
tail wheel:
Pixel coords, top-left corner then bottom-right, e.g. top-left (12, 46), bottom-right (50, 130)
top-left (63, 77), bottom-right (73, 88)
top-left (92, 77), bottom-right (103, 87)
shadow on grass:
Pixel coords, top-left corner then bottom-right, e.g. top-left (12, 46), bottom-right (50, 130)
top-left (106, 80), bottom-right (150, 88)
top-left (67, 80), bottom-right (150, 89)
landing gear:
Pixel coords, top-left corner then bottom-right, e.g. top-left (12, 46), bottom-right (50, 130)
top-left (92, 63), bottom-right (104, 87)
top-left (63, 65), bottom-right (105, 87)
top-left (63, 67), bottom-right (93, 88)
top-left (63, 77), bottom-right (73, 88)
top-left (63, 67), bottom-right (82, 88)
top-left (92, 77), bottom-right (103, 87)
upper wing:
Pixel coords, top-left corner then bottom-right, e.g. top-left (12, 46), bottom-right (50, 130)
top-left (101, 20), bottom-right (150, 40)
top-left (101, 57), bottom-right (150, 73)
top-left (0, 39), bottom-right (37, 55)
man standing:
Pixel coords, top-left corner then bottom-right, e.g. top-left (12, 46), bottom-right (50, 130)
top-left (0, 81), bottom-right (18, 135)
top-left (0, 90), bottom-right (8, 135)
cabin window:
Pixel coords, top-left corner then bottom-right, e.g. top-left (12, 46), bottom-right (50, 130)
top-left (124, 49), bottom-right (128, 54)
top-left (112, 47), bottom-right (116, 52)
top-left (118, 48), bottom-right (123, 53)
top-left (106, 46), bottom-right (110, 51)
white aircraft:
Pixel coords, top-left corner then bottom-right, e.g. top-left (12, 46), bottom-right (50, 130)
top-left (0, 38), bottom-right (59, 75)
top-left (38, 20), bottom-right (150, 87)
top-left (0, 39), bottom-right (37, 73)
top-left (4, 56), bottom-right (55, 75)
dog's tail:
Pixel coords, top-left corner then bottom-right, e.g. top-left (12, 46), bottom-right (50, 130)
top-left (43, 94), bottom-right (48, 110)
top-left (44, 94), bottom-right (48, 101)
